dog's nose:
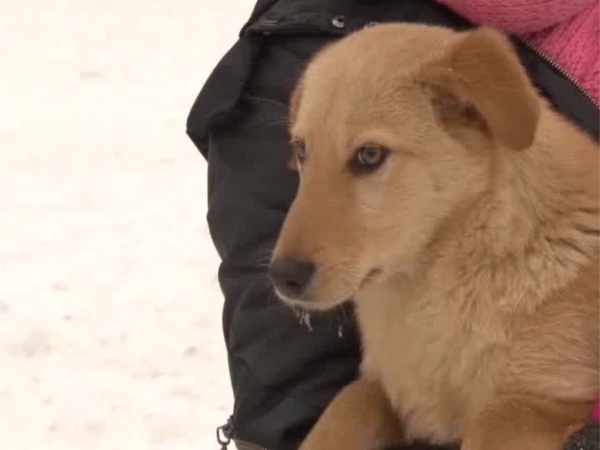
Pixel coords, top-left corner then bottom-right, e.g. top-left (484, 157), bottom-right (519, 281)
top-left (268, 258), bottom-right (316, 299)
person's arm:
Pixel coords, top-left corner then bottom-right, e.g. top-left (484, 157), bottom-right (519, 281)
top-left (436, 0), bottom-right (596, 33)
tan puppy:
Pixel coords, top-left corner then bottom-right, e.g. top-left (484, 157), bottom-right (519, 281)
top-left (268, 24), bottom-right (599, 450)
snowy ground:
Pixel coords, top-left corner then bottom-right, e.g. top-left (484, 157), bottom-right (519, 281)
top-left (0, 2), bottom-right (254, 448)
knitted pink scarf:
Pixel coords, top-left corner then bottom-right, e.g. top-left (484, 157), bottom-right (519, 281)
top-left (437, 0), bottom-right (599, 104)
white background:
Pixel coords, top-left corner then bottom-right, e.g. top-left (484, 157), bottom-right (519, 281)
top-left (1, 1), bottom-right (255, 448)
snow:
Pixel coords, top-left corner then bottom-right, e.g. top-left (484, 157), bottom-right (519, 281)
top-left (0, 1), bottom-right (254, 448)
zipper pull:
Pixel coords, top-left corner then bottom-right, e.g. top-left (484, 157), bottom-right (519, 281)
top-left (216, 415), bottom-right (233, 450)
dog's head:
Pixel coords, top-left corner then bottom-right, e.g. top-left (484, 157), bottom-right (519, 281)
top-left (269, 24), bottom-right (540, 309)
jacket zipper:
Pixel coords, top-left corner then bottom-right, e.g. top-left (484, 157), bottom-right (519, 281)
top-left (217, 416), bottom-right (269, 450)
top-left (516, 36), bottom-right (600, 110)
top-left (216, 416), bottom-right (234, 449)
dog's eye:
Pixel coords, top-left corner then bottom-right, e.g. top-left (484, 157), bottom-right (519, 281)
top-left (351, 146), bottom-right (389, 174)
top-left (357, 147), bottom-right (384, 166)
top-left (292, 140), bottom-right (307, 164)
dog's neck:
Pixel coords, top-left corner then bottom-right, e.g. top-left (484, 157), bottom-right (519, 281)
top-left (417, 107), bottom-right (599, 311)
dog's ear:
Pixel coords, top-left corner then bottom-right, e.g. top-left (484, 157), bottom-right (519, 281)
top-left (286, 79), bottom-right (304, 171)
top-left (420, 27), bottom-right (540, 151)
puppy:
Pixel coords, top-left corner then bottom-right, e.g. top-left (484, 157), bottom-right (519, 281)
top-left (269, 24), bottom-right (599, 450)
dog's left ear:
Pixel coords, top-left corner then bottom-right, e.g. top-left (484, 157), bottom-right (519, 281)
top-left (420, 27), bottom-right (540, 151)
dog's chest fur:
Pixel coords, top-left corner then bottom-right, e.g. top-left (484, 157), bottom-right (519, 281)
top-left (356, 276), bottom-right (503, 442)
top-left (354, 239), bottom-right (587, 443)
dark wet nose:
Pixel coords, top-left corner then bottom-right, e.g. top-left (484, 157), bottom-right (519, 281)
top-left (268, 258), bottom-right (316, 298)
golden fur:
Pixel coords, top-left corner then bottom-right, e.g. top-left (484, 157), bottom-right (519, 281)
top-left (271, 24), bottom-right (599, 450)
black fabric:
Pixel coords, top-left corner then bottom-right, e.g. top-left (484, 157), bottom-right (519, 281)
top-left (186, 1), bottom-right (600, 449)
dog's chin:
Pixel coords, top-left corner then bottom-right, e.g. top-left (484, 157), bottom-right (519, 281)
top-left (291, 298), bottom-right (350, 312)
top-left (273, 287), bottom-right (351, 312)
top-left (279, 295), bottom-right (351, 312)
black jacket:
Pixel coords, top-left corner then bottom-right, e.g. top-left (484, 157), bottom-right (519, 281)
top-left (186, 1), bottom-right (599, 449)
